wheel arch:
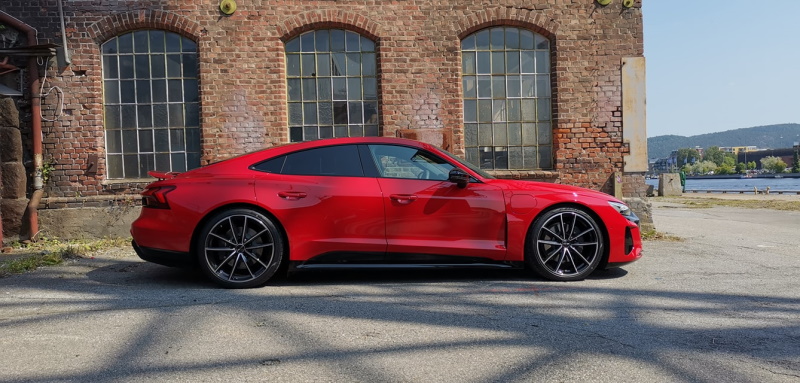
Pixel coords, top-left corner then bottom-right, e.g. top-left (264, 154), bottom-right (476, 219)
top-left (524, 202), bottom-right (611, 267)
top-left (189, 203), bottom-right (290, 265)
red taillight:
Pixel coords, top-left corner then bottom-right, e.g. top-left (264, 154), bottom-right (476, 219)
top-left (141, 185), bottom-right (176, 209)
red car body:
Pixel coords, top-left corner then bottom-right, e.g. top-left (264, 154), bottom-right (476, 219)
top-left (131, 137), bottom-right (642, 288)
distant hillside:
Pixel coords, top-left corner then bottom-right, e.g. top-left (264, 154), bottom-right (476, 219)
top-left (648, 123), bottom-right (800, 160)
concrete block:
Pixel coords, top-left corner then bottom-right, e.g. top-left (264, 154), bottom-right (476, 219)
top-left (1, 162), bottom-right (27, 199)
top-left (0, 126), bottom-right (23, 162)
top-left (38, 205), bottom-right (141, 240)
top-left (659, 173), bottom-right (683, 197)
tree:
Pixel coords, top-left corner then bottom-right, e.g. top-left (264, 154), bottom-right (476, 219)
top-left (717, 156), bottom-right (737, 175)
top-left (793, 149), bottom-right (800, 173)
top-left (747, 161), bottom-right (757, 170)
top-left (760, 156), bottom-right (787, 174)
top-left (676, 148), bottom-right (700, 170)
top-left (690, 160), bottom-right (718, 175)
top-left (702, 146), bottom-right (726, 166)
top-left (735, 162), bottom-right (746, 174)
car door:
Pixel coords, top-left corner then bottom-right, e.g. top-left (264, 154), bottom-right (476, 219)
top-left (252, 144), bottom-right (386, 261)
top-left (366, 144), bottom-right (507, 260)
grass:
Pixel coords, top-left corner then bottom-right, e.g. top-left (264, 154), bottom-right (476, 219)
top-left (641, 229), bottom-right (682, 242)
top-left (0, 237), bottom-right (130, 277)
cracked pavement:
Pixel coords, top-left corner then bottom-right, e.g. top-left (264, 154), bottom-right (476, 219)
top-left (0, 200), bottom-right (798, 382)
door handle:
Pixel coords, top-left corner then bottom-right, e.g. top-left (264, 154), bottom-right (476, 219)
top-left (390, 194), bottom-right (418, 205)
top-left (278, 191), bottom-right (308, 200)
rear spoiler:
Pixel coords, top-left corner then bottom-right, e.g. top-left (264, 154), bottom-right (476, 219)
top-left (148, 171), bottom-right (181, 180)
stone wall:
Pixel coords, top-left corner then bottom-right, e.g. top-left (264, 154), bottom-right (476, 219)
top-left (0, 96), bottom-right (28, 241)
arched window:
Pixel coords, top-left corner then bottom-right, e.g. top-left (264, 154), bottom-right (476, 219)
top-left (102, 30), bottom-right (200, 179)
top-left (285, 29), bottom-right (378, 142)
top-left (461, 27), bottom-right (552, 170)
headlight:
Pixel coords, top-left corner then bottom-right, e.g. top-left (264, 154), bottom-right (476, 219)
top-left (608, 201), bottom-right (631, 215)
top-left (608, 201), bottom-right (639, 224)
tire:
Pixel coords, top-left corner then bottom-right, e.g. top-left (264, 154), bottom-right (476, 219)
top-left (527, 207), bottom-right (604, 281)
top-left (196, 208), bottom-right (285, 288)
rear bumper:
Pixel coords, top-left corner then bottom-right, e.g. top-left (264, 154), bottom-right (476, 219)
top-left (132, 240), bottom-right (193, 268)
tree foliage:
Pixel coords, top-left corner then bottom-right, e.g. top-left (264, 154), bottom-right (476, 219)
top-left (702, 146), bottom-right (726, 166)
top-left (676, 148), bottom-right (700, 168)
top-left (687, 160), bottom-right (718, 175)
top-left (760, 156), bottom-right (787, 174)
top-left (793, 149), bottom-right (800, 173)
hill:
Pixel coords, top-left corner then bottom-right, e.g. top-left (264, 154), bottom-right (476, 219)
top-left (647, 123), bottom-right (800, 160)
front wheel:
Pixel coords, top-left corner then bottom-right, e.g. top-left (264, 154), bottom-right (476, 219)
top-left (527, 207), bottom-right (604, 281)
top-left (196, 208), bottom-right (285, 288)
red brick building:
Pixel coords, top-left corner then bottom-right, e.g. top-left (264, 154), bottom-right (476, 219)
top-left (0, 0), bottom-right (650, 242)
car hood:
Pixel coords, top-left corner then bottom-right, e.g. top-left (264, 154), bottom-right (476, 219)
top-left (485, 179), bottom-right (619, 202)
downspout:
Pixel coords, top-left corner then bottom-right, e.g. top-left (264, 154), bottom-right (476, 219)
top-left (0, 12), bottom-right (43, 241)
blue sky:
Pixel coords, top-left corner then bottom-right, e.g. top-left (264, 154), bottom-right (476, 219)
top-left (643, 1), bottom-right (800, 138)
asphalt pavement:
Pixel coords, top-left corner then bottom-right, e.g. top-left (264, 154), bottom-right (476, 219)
top-left (0, 200), bottom-right (798, 382)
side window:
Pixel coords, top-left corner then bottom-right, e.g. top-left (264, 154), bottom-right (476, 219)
top-left (281, 145), bottom-right (364, 176)
top-left (252, 156), bottom-right (286, 173)
top-left (368, 145), bottom-right (454, 180)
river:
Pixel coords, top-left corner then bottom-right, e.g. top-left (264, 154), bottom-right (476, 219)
top-left (645, 176), bottom-right (800, 192)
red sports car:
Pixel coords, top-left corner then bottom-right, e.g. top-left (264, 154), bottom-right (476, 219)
top-left (131, 137), bottom-right (642, 288)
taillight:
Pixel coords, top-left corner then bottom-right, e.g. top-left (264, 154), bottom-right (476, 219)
top-left (141, 185), bottom-right (176, 209)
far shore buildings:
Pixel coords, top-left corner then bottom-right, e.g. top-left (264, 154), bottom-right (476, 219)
top-left (1, 0), bottom-right (652, 242)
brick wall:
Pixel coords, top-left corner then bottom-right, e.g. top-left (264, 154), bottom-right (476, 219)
top-left (1, 0), bottom-right (645, 199)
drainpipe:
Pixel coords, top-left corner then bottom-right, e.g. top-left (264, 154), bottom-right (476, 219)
top-left (0, 12), bottom-right (43, 241)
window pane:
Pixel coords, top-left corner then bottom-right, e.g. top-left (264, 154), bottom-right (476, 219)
top-left (491, 52), bottom-right (505, 74)
top-left (304, 102), bottom-right (317, 124)
top-left (347, 78), bottom-right (361, 100)
top-left (506, 28), bottom-right (519, 49)
top-left (119, 56), bottom-right (134, 78)
top-left (182, 54), bottom-right (197, 78)
top-left (107, 130), bottom-right (121, 153)
top-left (364, 102), bottom-right (378, 124)
top-left (289, 103), bottom-right (302, 125)
top-left (333, 101), bottom-right (348, 124)
top-left (301, 54), bottom-right (315, 76)
top-left (139, 129), bottom-right (154, 152)
top-left (349, 102), bottom-right (362, 123)
top-left (136, 80), bottom-right (151, 103)
top-left (317, 79), bottom-right (331, 101)
top-left (332, 53), bottom-right (346, 76)
top-left (492, 76), bottom-right (505, 98)
top-left (300, 32), bottom-right (314, 52)
top-left (302, 78), bottom-right (317, 101)
top-left (137, 105), bottom-right (152, 128)
top-left (462, 52), bottom-right (476, 74)
top-left (153, 104), bottom-right (168, 127)
top-left (149, 31), bottom-right (165, 53)
top-left (363, 77), bottom-right (377, 100)
top-left (169, 103), bottom-right (184, 127)
top-left (167, 54), bottom-right (181, 77)
top-left (463, 76), bottom-right (476, 98)
top-left (331, 30), bottom-right (345, 51)
top-left (154, 129), bottom-right (169, 152)
top-left (345, 31), bottom-right (360, 51)
top-left (170, 128), bottom-right (185, 151)
top-left (319, 102), bottom-right (333, 124)
top-left (477, 52), bottom-right (491, 74)
top-left (475, 30), bottom-right (490, 50)
top-left (362, 53), bottom-right (375, 76)
top-left (288, 79), bottom-right (301, 101)
top-left (463, 100), bottom-right (477, 122)
top-left (134, 55), bottom-right (149, 78)
top-left (104, 81), bottom-right (119, 103)
top-left (103, 56), bottom-right (118, 79)
top-left (315, 30), bottom-right (330, 51)
top-left (165, 33), bottom-right (181, 52)
top-left (477, 76), bottom-right (491, 98)
top-left (151, 54), bottom-right (165, 78)
top-left (286, 54), bottom-right (300, 76)
top-left (333, 78), bottom-right (347, 100)
top-left (105, 105), bottom-right (120, 129)
top-left (168, 79), bottom-right (183, 102)
top-left (120, 80), bottom-right (135, 103)
top-left (316, 54), bottom-right (331, 76)
top-left (124, 154), bottom-right (139, 178)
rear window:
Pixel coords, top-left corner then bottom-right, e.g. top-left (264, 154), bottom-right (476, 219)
top-left (252, 145), bottom-right (364, 177)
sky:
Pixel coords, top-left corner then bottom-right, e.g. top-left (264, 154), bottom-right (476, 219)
top-left (642, 1), bottom-right (800, 138)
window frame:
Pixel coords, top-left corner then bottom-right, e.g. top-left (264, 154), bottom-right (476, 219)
top-left (461, 26), bottom-right (553, 171)
top-left (101, 29), bottom-right (201, 180)
top-left (285, 29), bottom-right (379, 142)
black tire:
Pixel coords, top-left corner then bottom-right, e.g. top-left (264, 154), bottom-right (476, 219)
top-left (527, 207), bottom-right (604, 281)
top-left (196, 208), bottom-right (285, 288)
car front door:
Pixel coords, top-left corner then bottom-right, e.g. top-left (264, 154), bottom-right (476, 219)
top-left (253, 144), bottom-right (386, 261)
top-left (366, 144), bottom-right (507, 260)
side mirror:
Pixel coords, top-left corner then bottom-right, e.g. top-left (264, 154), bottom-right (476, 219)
top-left (448, 168), bottom-right (469, 188)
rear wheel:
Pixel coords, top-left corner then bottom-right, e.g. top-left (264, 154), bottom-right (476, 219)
top-left (527, 207), bottom-right (604, 281)
top-left (197, 208), bottom-right (284, 288)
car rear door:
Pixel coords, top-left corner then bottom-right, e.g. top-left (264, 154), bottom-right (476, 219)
top-left (252, 144), bottom-right (386, 261)
top-left (365, 144), bottom-right (507, 260)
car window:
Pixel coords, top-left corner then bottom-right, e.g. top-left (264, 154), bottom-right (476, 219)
top-left (368, 145), bottom-right (454, 180)
top-left (253, 145), bottom-right (364, 177)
